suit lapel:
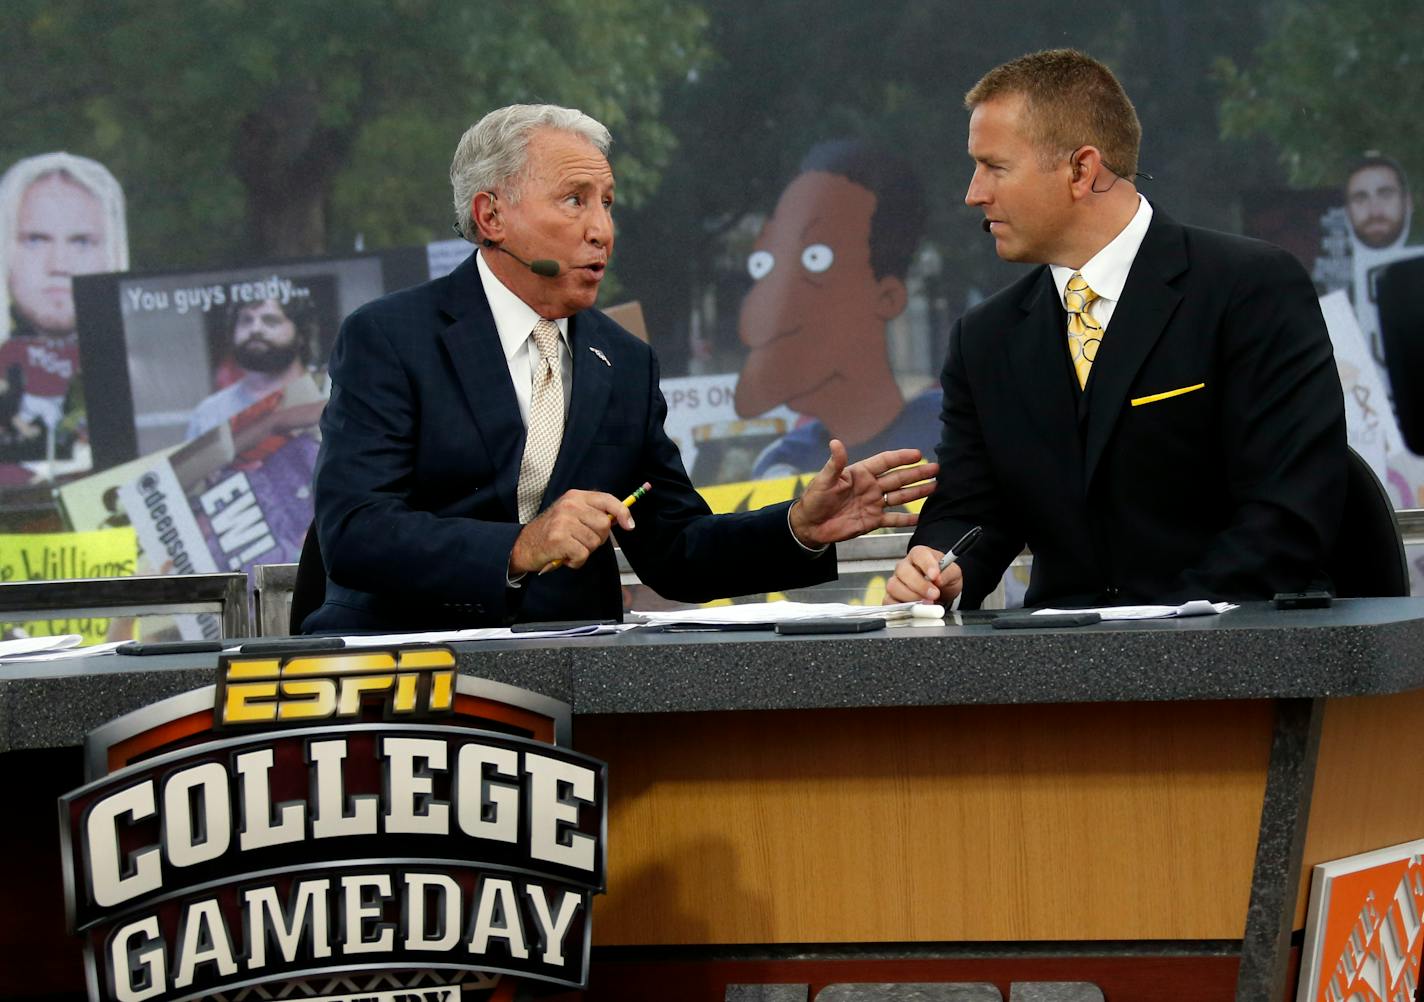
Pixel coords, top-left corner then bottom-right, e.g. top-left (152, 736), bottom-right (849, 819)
top-left (1005, 268), bottom-right (1084, 470)
top-left (543, 310), bottom-right (613, 504)
top-left (1081, 214), bottom-right (1187, 489)
top-left (437, 254), bottom-right (526, 517)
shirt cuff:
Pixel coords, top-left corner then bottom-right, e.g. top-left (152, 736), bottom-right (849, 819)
top-left (787, 503), bottom-right (829, 556)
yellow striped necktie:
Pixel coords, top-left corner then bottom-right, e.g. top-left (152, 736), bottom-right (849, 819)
top-left (1064, 272), bottom-right (1102, 389)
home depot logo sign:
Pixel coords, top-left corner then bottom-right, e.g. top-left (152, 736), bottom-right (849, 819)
top-left (1317, 854), bottom-right (1423, 1001)
top-left (1301, 846), bottom-right (1424, 1002)
top-left (58, 647), bottom-right (604, 1002)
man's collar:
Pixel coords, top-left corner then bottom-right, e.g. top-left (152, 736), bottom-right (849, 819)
top-left (475, 249), bottom-right (570, 361)
top-left (1050, 194), bottom-right (1153, 304)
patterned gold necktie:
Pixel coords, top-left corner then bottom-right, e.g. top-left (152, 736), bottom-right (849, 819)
top-left (1064, 272), bottom-right (1103, 390)
top-left (516, 319), bottom-right (565, 523)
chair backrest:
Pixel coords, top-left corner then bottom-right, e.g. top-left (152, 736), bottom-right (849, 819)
top-left (289, 523), bottom-right (327, 633)
top-left (1328, 447), bottom-right (1410, 598)
top-left (251, 562), bottom-right (298, 637)
top-left (1379, 257), bottom-right (1424, 454)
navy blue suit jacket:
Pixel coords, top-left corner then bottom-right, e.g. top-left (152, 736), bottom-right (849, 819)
top-left (305, 252), bottom-right (835, 632)
top-left (911, 208), bottom-right (1347, 608)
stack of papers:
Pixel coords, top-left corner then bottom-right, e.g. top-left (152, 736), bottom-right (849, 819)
top-left (338, 623), bottom-right (636, 648)
top-left (631, 601), bottom-right (918, 629)
top-left (1033, 600), bottom-right (1236, 621)
top-left (0, 634), bottom-right (86, 660)
top-left (5, 641), bottom-right (128, 662)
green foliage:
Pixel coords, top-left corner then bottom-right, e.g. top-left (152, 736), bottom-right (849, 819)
top-left (1218, 0), bottom-right (1424, 190)
top-left (0, 0), bottom-right (707, 266)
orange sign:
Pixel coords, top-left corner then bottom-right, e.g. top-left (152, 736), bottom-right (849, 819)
top-left (1298, 839), bottom-right (1424, 1001)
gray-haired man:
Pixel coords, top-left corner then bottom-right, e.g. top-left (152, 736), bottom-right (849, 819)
top-left (307, 104), bottom-right (936, 632)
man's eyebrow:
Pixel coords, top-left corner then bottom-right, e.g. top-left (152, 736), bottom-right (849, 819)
top-left (561, 176), bottom-right (615, 197)
top-left (799, 214), bottom-right (824, 240)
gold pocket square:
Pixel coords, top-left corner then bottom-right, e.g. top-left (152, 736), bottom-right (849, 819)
top-left (1131, 383), bottom-right (1205, 407)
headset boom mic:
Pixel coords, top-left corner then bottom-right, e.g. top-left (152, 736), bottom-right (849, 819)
top-left (482, 239), bottom-right (562, 277)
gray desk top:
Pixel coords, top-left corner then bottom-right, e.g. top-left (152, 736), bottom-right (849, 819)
top-left (4, 597), bottom-right (1424, 752)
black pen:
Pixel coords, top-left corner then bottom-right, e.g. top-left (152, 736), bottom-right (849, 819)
top-left (938, 526), bottom-right (984, 572)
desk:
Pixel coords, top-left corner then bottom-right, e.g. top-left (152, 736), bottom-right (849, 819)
top-left (4, 599), bottom-right (1424, 1001)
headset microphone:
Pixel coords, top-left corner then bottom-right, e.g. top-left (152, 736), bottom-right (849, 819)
top-left (481, 238), bottom-right (561, 278)
top-left (981, 219), bottom-right (992, 233)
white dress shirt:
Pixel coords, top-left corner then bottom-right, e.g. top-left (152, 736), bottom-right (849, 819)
top-left (475, 249), bottom-right (824, 562)
top-left (1049, 194), bottom-right (1153, 334)
top-left (476, 249), bottom-right (572, 423)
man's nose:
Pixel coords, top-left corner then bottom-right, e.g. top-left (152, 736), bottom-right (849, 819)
top-left (737, 266), bottom-right (797, 348)
top-left (965, 168), bottom-right (988, 207)
top-left (586, 206), bottom-right (613, 248)
top-left (46, 241), bottom-right (72, 274)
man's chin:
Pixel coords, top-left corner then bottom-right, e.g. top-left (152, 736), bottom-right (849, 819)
top-left (993, 240), bottom-right (1033, 263)
top-left (762, 373), bottom-right (843, 420)
top-left (17, 309), bottom-right (75, 336)
top-left (563, 292), bottom-right (598, 315)
top-left (1358, 228), bottom-right (1403, 250)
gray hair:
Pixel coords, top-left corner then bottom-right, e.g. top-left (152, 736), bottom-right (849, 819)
top-left (450, 104), bottom-right (611, 242)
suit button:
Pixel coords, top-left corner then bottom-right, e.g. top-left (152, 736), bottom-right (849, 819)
top-left (1104, 586), bottom-right (1120, 601)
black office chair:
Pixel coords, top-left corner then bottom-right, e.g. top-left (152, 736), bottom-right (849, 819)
top-left (1327, 447), bottom-right (1410, 598)
top-left (289, 522), bottom-right (327, 633)
top-left (1378, 256), bottom-right (1424, 454)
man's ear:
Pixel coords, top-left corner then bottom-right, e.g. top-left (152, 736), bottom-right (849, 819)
top-left (874, 276), bottom-right (909, 321)
top-left (1069, 146), bottom-right (1105, 199)
top-left (472, 191), bottom-right (500, 244)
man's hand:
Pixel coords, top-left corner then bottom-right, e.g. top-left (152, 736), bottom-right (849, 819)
top-left (788, 439), bottom-right (938, 548)
top-left (885, 545), bottom-right (963, 604)
top-left (509, 490), bottom-right (635, 575)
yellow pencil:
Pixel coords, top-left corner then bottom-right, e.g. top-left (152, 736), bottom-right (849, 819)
top-left (538, 481), bottom-right (652, 575)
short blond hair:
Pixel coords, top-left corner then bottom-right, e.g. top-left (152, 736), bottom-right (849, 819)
top-left (0, 152), bottom-right (129, 344)
top-left (965, 49), bottom-right (1141, 178)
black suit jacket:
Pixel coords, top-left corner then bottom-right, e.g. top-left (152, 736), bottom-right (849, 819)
top-left (306, 252), bottom-right (835, 632)
top-left (912, 208), bottom-right (1347, 608)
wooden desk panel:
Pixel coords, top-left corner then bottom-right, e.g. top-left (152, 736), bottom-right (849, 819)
top-left (578, 700), bottom-right (1274, 944)
top-left (1295, 688), bottom-right (1424, 928)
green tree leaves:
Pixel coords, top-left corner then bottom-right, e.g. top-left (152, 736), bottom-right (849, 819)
top-left (0, 0), bottom-right (707, 265)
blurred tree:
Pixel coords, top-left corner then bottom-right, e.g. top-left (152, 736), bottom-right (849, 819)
top-left (0, 0), bottom-right (706, 266)
top-left (1218, 0), bottom-right (1423, 200)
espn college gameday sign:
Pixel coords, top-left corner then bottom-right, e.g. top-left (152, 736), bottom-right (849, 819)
top-left (57, 645), bottom-right (606, 1002)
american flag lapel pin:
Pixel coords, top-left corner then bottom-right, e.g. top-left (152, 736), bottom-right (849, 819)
top-left (589, 346), bottom-right (611, 367)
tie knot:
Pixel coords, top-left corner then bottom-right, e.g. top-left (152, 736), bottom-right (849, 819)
top-left (1064, 272), bottom-right (1098, 315)
top-left (531, 319), bottom-right (560, 362)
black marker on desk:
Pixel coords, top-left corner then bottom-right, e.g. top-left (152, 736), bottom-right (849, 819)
top-left (939, 526), bottom-right (983, 573)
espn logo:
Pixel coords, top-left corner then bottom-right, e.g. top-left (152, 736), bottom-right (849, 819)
top-left (217, 647), bottom-right (457, 726)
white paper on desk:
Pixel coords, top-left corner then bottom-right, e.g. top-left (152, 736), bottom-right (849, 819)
top-left (4, 641), bottom-right (126, 662)
top-left (0, 634), bottom-right (85, 659)
top-left (1033, 600), bottom-right (1236, 621)
top-left (337, 624), bottom-right (637, 648)
top-left (631, 600), bottom-right (919, 627)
